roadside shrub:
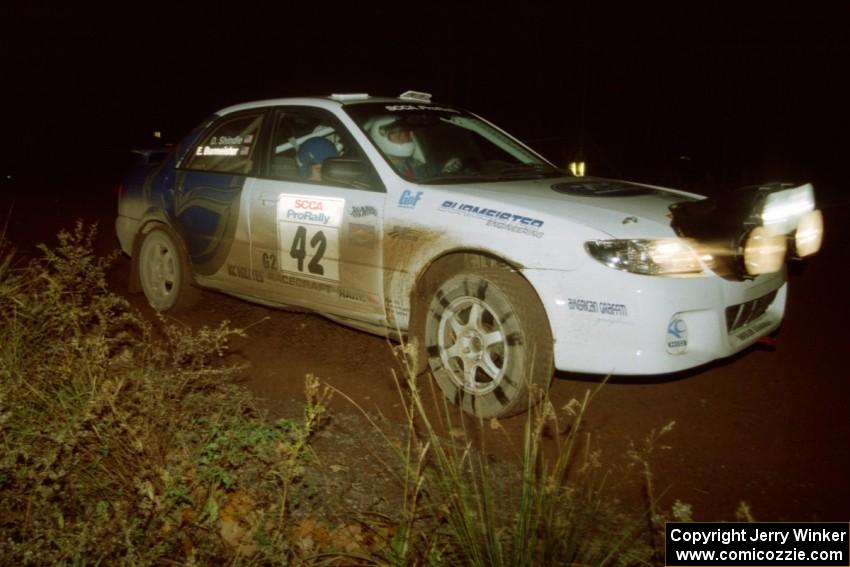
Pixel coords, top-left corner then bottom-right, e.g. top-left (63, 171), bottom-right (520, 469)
top-left (0, 223), bottom-right (328, 565)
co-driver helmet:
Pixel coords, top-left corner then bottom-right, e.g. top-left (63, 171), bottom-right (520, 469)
top-left (368, 116), bottom-right (415, 158)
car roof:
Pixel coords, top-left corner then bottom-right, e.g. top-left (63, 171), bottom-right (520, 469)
top-left (215, 94), bottom-right (429, 116)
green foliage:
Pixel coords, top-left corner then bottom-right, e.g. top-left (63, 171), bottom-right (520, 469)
top-left (0, 223), bottom-right (328, 566)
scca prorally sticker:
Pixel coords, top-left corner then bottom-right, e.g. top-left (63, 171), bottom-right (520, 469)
top-left (439, 200), bottom-right (545, 238)
top-left (277, 195), bottom-right (345, 282)
top-left (278, 195), bottom-right (344, 227)
top-left (567, 298), bottom-right (628, 317)
top-left (666, 316), bottom-right (688, 354)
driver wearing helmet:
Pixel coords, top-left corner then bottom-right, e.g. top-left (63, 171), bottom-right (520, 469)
top-left (297, 137), bottom-right (339, 181)
top-left (369, 117), bottom-right (460, 180)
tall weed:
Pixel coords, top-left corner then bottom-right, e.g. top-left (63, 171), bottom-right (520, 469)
top-left (329, 345), bottom-right (656, 566)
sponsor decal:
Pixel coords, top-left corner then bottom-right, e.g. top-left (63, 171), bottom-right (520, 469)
top-left (229, 261), bottom-right (375, 306)
top-left (398, 190), bottom-right (423, 209)
top-left (666, 316), bottom-right (688, 354)
top-left (351, 205), bottom-right (378, 217)
top-left (385, 297), bottom-right (410, 319)
top-left (262, 267), bottom-right (334, 293)
top-left (388, 225), bottom-right (420, 241)
top-left (567, 298), bottom-right (629, 317)
top-left (227, 263), bottom-right (264, 282)
top-left (338, 288), bottom-right (367, 304)
top-left (735, 319), bottom-right (772, 341)
top-left (439, 200), bottom-right (545, 238)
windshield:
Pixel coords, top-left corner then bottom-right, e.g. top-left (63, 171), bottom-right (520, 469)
top-left (344, 102), bottom-right (568, 184)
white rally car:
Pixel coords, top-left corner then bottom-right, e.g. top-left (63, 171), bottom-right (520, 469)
top-left (116, 91), bottom-right (823, 417)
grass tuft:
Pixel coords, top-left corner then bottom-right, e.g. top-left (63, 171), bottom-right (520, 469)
top-left (324, 342), bottom-right (659, 566)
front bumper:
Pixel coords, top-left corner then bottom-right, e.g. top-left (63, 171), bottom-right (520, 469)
top-left (523, 262), bottom-right (786, 375)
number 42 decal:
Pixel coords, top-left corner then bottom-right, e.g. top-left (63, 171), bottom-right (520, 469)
top-left (277, 222), bottom-right (340, 281)
top-left (290, 226), bottom-right (327, 275)
top-left (276, 194), bottom-right (343, 282)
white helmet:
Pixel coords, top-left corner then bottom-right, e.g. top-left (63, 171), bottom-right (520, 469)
top-left (369, 116), bottom-right (415, 158)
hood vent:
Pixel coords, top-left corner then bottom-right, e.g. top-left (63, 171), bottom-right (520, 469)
top-left (551, 179), bottom-right (662, 197)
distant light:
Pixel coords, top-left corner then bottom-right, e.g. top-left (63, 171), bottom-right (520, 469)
top-left (569, 160), bottom-right (586, 176)
top-left (153, 131), bottom-right (162, 139)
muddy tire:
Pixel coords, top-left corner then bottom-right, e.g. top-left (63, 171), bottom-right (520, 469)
top-left (137, 226), bottom-right (198, 312)
top-left (424, 268), bottom-right (554, 418)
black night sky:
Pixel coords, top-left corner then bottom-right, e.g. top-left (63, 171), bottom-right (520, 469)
top-left (4, 2), bottom-right (849, 204)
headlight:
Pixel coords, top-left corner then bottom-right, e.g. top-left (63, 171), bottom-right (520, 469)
top-left (585, 238), bottom-right (704, 275)
top-left (794, 209), bottom-right (823, 257)
top-left (760, 183), bottom-right (815, 231)
top-left (743, 226), bottom-right (787, 275)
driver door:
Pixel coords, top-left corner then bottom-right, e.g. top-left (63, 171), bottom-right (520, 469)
top-left (245, 107), bottom-right (387, 322)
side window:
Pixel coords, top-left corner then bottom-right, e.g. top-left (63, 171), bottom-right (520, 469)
top-left (267, 108), bottom-right (382, 191)
top-left (183, 113), bottom-right (264, 174)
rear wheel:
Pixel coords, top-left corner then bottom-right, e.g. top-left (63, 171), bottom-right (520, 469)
top-left (424, 268), bottom-right (553, 418)
top-left (137, 226), bottom-right (198, 312)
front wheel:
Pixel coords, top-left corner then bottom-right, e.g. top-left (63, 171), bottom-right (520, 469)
top-left (137, 226), bottom-right (198, 312)
top-left (424, 268), bottom-right (554, 418)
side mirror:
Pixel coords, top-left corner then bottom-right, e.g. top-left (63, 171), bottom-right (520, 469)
top-left (322, 158), bottom-right (383, 191)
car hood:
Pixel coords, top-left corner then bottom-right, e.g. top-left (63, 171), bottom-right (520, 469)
top-left (438, 176), bottom-right (699, 238)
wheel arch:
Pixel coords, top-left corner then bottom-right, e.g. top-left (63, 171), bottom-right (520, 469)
top-left (413, 248), bottom-right (523, 291)
top-left (128, 214), bottom-right (194, 294)
top-left (407, 247), bottom-right (547, 374)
